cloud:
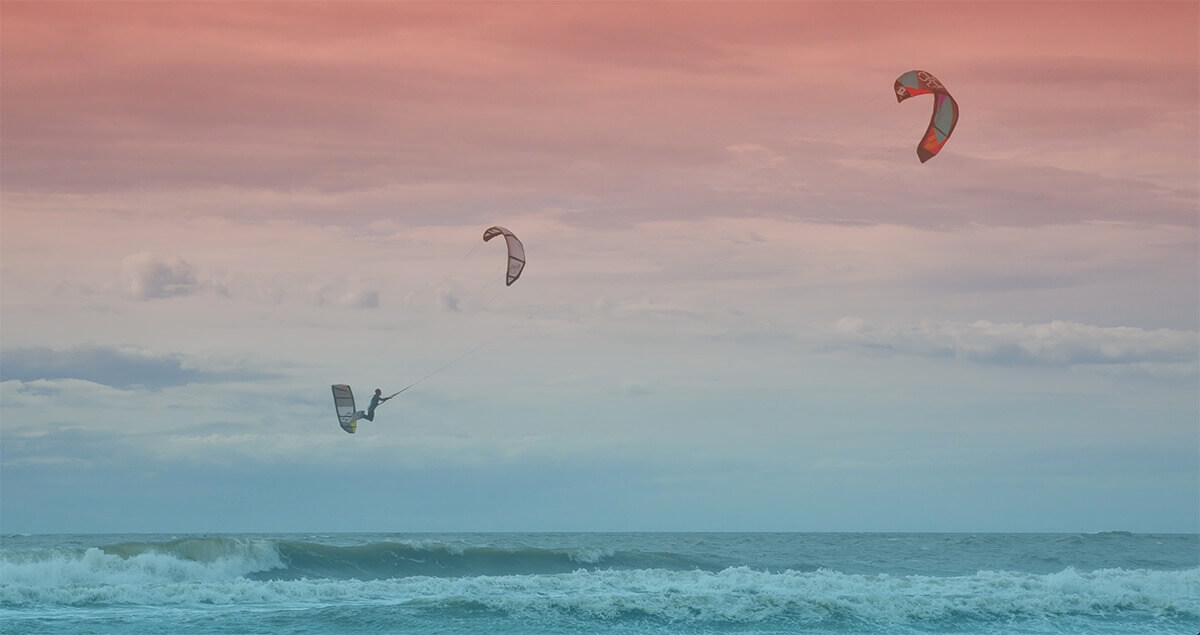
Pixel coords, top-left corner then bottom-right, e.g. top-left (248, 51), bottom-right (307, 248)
top-left (438, 286), bottom-right (461, 312)
top-left (341, 289), bottom-right (380, 309)
top-left (620, 380), bottom-right (653, 396)
top-left (0, 345), bottom-right (275, 389)
top-left (3, 3), bottom-right (1194, 233)
top-left (726, 143), bottom-right (786, 170)
top-left (188, 269), bottom-right (381, 310)
top-left (829, 318), bottom-right (1199, 369)
top-left (315, 281), bottom-right (381, 309)
top-left (120, 252), bottom-right (200, 300)
top-left (0, 423), bottom-right (132, 469)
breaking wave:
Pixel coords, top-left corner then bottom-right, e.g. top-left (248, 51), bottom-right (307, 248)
top-left (2, 536), bottom-right (1196, 633)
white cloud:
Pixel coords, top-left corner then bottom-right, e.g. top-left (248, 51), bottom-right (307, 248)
top-left (0, 345), bottom-right (277, 389)
top-left (829, 317), bottom-right (1199, 369)
top-left (317, 280), bottom-right (381, 309)
top-left (437, 285), bottom-right (462, 313)
top-left (340, 288), bottom-right (380, 309)
top-left (120, 252), bottom-right (200, 300)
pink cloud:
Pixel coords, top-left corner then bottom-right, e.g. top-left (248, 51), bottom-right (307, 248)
top-left (1, 1), bottom-right (1195, 229)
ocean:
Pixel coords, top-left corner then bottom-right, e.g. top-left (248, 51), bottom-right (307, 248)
top-left (1, 532), bottom-right (1196, 634)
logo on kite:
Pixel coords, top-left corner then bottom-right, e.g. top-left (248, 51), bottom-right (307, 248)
top-left (482, 226), bottom-right (525, 286)
top-left (894, 70), bottom-right (958, 163)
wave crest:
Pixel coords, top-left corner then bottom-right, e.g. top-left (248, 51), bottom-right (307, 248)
top-left (1, 537), bottom-right (284, 588)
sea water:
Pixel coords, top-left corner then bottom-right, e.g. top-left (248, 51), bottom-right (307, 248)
top-left (1, 532), bottom-right (1196, 634)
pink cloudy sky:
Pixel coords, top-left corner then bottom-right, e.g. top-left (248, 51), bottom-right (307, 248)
top-left (1, 2), bottom-right (1197, 533)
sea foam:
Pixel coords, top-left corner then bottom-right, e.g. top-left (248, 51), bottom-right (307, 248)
top-left (3, 534), bottom-right (1197, 633)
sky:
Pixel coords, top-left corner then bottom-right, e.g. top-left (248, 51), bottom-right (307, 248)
top-left (1, 1), bottom-right (1197, 534)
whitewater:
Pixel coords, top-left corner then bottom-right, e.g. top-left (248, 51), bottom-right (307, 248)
top-left (2, 532), bottom-right (1196, 634)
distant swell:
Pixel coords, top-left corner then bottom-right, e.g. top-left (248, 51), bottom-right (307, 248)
top-left (267, 539), bottom-right (716, 580)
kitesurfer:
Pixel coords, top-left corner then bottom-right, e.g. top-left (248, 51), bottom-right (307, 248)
top-left (354, 388), bottom-right (391, 422)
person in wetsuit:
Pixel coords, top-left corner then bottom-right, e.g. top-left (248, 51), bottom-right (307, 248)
top-left (356, 389), bottom-right (391, 421)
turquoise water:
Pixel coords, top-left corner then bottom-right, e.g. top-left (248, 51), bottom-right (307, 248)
top-left (2, 532), bottom-right (1197, 633)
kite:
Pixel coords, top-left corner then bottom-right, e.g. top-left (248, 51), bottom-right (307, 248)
top-left (894, 70), bottom-right (959, 163)
top-left (331, 384), bottom-right (358, 434)
top-left (482, 226), bottom-right (525, 286)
